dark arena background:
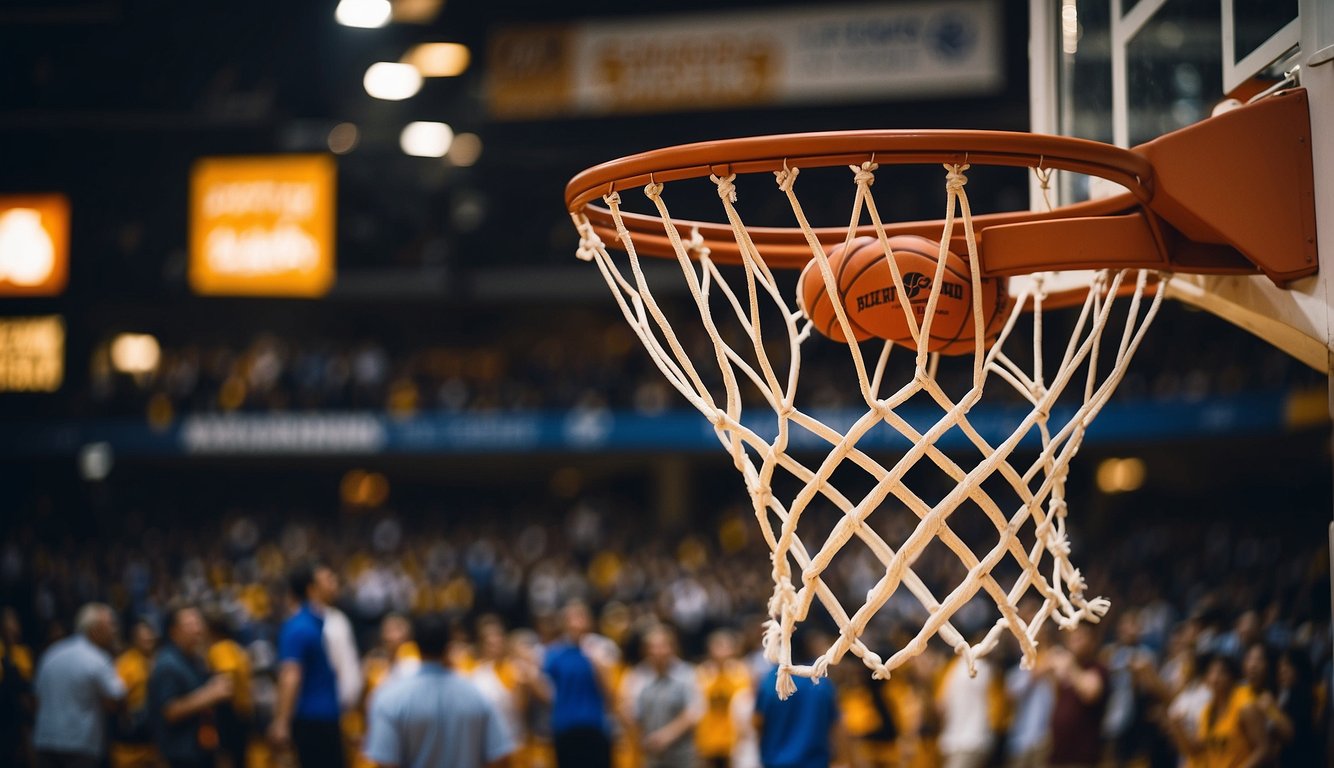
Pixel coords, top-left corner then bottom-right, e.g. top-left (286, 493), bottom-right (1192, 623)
top-left (2, 1), bottom-right (1331, 767)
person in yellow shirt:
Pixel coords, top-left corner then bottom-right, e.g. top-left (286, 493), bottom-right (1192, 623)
top-left (469, 616), bottom-right (530, 762)
top-left (111, 619), bottom-right (159, 768)
top-left (694, 629), bottom-right (751, 768)
top-left (351, 612), bottom-right (421, 768)
top-left (206, 613), bottom-right (252, 768)
top-left (1168, 654), bottom-right (1267, 768)
top-left (1, 606), bottom-right (36, 768)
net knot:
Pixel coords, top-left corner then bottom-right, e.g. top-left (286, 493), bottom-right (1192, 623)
top-left (761, 619), bottom-right (783, 663)
top-left (575, 233), bottom-right (603, 262)
top-left (774, 666), bottom-right (797, 700)
top-left (850, 161), bottom-right (878, 187)
top-left (643, 181), bottom-right (664, 200)
top-left (774, 166), bottom-right (800, 192)
top-left (1086, 597), bottom-right (1112, 619)
top-left (685, 227), bottom-right (709, 258)
top-left (602, 190), bottom-right (622, 208)
top-left (945, 163), bottom-right (971, 191)
top-left (712, 173), bottom-right (738, 203)
top-left (810, 654), bottom-right (831, 680)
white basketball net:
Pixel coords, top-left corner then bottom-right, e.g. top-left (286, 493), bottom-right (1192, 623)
top-left (571, 160), bottom-right (1169, 697)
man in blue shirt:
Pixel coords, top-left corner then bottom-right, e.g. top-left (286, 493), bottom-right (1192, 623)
top-left (33, 603), bottom-right (126, 768)
top-left (269, 561), bottom-right (344, 767)
top-left (362, 613), bottom-right (515, 768)
top-left (753, 632), bottom-right (850, 768)
top-left (535, 601), bottom-right (614, 768)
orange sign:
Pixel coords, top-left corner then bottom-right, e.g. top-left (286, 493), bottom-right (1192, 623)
top-left (0, 195), bottom-right (70, 297)
top-left (190, 155), bottom-right (336, 297)
top-left (0, 315), bottom-right (64, 392)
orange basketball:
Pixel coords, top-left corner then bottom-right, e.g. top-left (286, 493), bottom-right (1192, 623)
top-left (800, 235), bottom-right (1009, 355)
top-left (798, 236), bottom-right (875, 344)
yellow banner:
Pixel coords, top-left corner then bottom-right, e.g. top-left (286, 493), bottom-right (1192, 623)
top-left (190, 155), bottom-right (336, 297)
top-left (0, 315), bottom-right (64, 393)
top-left (0, 194), bottom-right (70, 297)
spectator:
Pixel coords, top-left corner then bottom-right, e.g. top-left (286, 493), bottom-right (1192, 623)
top-left (324, 599), bottom-right (364, 712)
top-left (1101, 611), bottom-right (1157, 765)
top-left (1045, 624), bottom-right (1107, 768)
top-left (1166, 654), bottom-right (1267, 767)
top-left (147, 606), bottom-right (233, 768)
top-left (362, 612), bottom-right (515, 768)
top-left (752, 632), bottom-right (852, 768)
top-left (269, 561), bottom-right (345, 767)
top-left (695, 629), bottom-right (752, 768)
top-left (205, 613), bottom-right (252, 768)
top-left (468, 615), bottom-right (527, 754)
top-left (624, 625), bottom-right (701, 768)
top-left (537, 601), bottom-right (615, 768)
top-left (111, 619), bottom-right (158, 768)
top-left (1004, 648), bottom-right (1054, 768)
top-left (362, 612), bottom-right (421, 701)
top-left (935, 652), bottom-right (998, 768)
top-left (1, 605), bottom-right (35, 768)
top-left (1274, 648), bottom-right (1320, 765)
top-left (32, 603), bottom-right (127, 768)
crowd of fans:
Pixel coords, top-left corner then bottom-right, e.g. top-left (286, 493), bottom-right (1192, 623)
top-left (86, 302), bottom-right (1323, 420)
top-left (2, 491), bottom-right (1329, 767)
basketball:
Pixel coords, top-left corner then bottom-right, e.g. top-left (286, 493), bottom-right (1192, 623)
top-left (798, 236), bottom-right (875, 344)
top-left (801, 235), bottom-right (1008, 354)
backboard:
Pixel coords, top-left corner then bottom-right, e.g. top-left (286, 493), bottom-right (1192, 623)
top-left (1033, 0), bottom-right (1334, 372)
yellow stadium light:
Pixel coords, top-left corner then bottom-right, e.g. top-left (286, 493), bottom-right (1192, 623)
top-left (403, 43), bottom-right (471, 77)
top-left (1095, 457), bottom-right (1146, 494)
top-left (364, 62), bottom-right (422, 101)
top-left (400, 121), bottom-right (453, 158)
top-left (336, 0), bottom-right (392, 28)
top-left (392, 0), bottom-right (442, 24)
top-left (109, 333), bottom-right (160, 375)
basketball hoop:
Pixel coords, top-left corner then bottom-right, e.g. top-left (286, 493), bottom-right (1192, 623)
top-left (564, 91), bottom-right (1316, 696)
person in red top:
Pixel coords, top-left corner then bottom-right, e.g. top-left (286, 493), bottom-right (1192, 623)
top-left (1044, 624), bottom-right (1108, 768)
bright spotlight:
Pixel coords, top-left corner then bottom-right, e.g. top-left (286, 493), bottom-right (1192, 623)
top-left (403, 43), bottom-right (471, 77)
top-left (400, 122), bottom-right (454, 157)
top-left (336, 0), bottom-right (392, 28)
top-left (109, 333), bottom-right (161, 375)
top-left (364, 62), bottom-right (423, 101)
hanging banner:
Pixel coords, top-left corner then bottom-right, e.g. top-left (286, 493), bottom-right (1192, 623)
top-left (487, 0), bottom-right (1002, 119)
top-left (0, 195), bottom-right (70, 297)
top-left (190, 154), bottom-right (336, 297)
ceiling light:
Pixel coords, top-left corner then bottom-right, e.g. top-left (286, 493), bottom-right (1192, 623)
top-left (364, 62), bottom-right (422, 101)
top-left (402, 43), bottom-right (471, 77)
top-left (400, 122), bottom-right (454, 157)
top-left (335, 0), bottom-right (392, 28)
top-left (109, 333), bottom-right (161, 375)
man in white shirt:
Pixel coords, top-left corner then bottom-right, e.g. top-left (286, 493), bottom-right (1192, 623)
top-left (33, 603), bottom-right (127, 768)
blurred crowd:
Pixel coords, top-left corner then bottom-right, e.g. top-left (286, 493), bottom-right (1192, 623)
top-left (2, 494), bottom-right (1329, 767)
top-left (85, 302), bottom-right (1322, 421)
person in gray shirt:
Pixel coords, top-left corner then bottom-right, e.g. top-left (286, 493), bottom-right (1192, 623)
top-left (625, 625), bottom-right (702, 768)
top-left (33, 603), bottom-right (127, 768)
top-left (362, 613), bottom-right (515, 768)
